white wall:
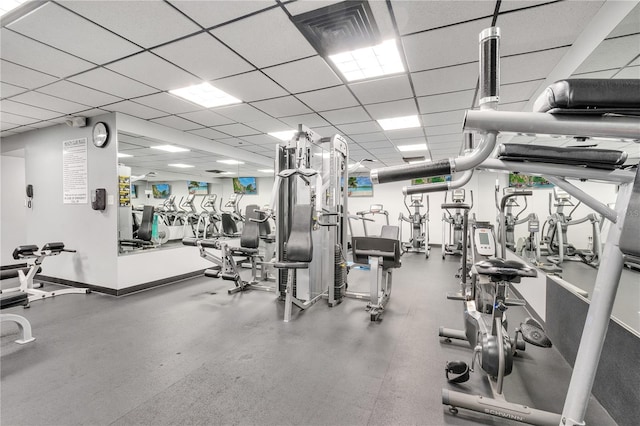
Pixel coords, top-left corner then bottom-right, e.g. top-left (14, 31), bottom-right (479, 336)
top-left (0, 153), bottom-right (27, 265)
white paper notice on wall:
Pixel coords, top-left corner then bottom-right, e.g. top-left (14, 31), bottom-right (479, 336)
top-left (62, 138), bottom-right (88, 204)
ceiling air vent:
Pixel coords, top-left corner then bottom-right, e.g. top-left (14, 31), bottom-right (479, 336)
top-left (205, 169), bottom-right (226, 174)
top-left (291, 0), bottom-right (380, 56)
top-left (403, 156), bottom-right (425, 163)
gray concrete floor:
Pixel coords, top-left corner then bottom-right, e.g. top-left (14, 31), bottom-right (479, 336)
top-left (1, 248), bottom-right (616, 425)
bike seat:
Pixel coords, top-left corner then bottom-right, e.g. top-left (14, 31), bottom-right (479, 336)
top-left (474, 258), bottom-right (537, 282)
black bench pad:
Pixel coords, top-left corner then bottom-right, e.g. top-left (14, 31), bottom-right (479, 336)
top-left (12, 245), bottom-right (39, 259)
top-left (475, 258), bottom-right (537, 280)
top-left (498, 144), bottom-right (627, 169)
top-left (533, 79), bottom-right (640, 115)
top-left (0, 292), bottom-right (29, 309)
top-left (0, 266), bottom-right (41, 280)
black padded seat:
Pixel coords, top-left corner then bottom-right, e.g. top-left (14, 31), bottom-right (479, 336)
top-left (221, 213), bottom-right (238, 235)
top-left (474, 258), bottom-right (537, 282)
top-left (12, 245), bottom-right (39, 260)
top-left (0, 266), bottom-right (40, 280)
top-left (498, 144), bottom-right (627, 170)
top-left (0, 292), bottom-right (29, 309)
top-left (441, 203), bottom-right (471, 210)
top-left (42, 242), bottom-right (65, 252)
top-left (182, 237), bottom-right (198, 247)
top-left (352, 225), bottom-right (402, 269)
top-left (533, 79), bottom-right (640, 115)
top-left (240, 204), bottom-right (261, 249)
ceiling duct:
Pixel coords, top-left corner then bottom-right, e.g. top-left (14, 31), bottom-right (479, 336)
top-left (291, 0), bottom-right (380, 56)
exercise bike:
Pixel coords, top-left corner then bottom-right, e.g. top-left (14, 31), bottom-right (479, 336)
top-left (441, 189), bottom-right (473, 259)
top-left (440, 214), bottom-right (555, 425)
top-left (398, 194), bottom-right (430, 258)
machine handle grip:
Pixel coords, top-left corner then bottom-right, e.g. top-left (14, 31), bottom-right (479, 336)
top-left (370, 159), bottom-right (451, 184)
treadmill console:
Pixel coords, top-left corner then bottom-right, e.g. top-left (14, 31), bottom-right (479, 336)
top-left (452, 189), bottom-right (465, 202)
top-left (370, 204), bottom-right (384, 213)
top-left (553, 187), bottom-right (571, 201)
top-left (411, 194), bottom-right (423, 202)
top-left (474, 228), bottom-right (495, 257)
top-left (528, 218), bottom-right (540, 232)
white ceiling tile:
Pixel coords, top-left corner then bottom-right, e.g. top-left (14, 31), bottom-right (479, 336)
top-left (349, 132), bottom-right (387, 143)
top-left (37, 81), bottom-right (121, 106)
top-left (499, 1), bottom-right (605, 56)
top-left (412, 62), bottom-right (477, 97)
top-left (251, 96), bottom-right (312, 117)
top-left (0, 121), bottom-right (21, 131)
top-left (240, 134), bottom-right (282, 145)
top-left (572, 69), bottom-right (618, 79)
top-left (102, 100), bottom-right (166, 119)
top-left (422, 109), bottom-right (467, 127)
top-left (1, 82), bottom-right (28, 99)
top-left (614, 65), bottom-right (640, 79)
top-left (392, 0), bottom-right (493, 35)
top-left (106, 52), bottom-right (200, 91)
top-left (153, 33), bottom-right (254, 81)
top-left (133, 93), bottom-right (202, 115)
top-left (424, 123), bottom-right (462, 137)
top-left (68, 68), bottom-right (158, 98)
top-left (500, 80), bottom-right (543, 104)
top-left (263, 56), bottom-right (342, 93)
top-left (368, 0), bottom-right (397, 40)
top-left (9, 91), bottom-right (89, 114)
top-left (607, 3), bottom-right (640, 38)
top-left (244, 118), bottom-right (288, 133)
top-left (497, 101), bottom-right (528, 112)
top-left (574, 35), bottom-right (640, 74)
top-left (212, 71), bottom-right (287, 102)
top-left (211, 7), bottom-right (316, 68)
top-left (0, 111), bottom-right (40, 126)
top-left (500, 1), bottom-right (558, 12)
top-left (367, 147), bottom-right (399, 155)
top-left (61, 0), bottom-right (201, 48)
top-left (402, 18), bottom-right (492, 72)
top-left (280, 113), bottom-right (329, 128)
top-left (0, 29), bottom-right (95, 78)
top-left (296, 86), bottom-right (359, 111)
top-left (0, 60), bottom-right (57, 89)
top-left (311, 125), bottom-right (341, 136)
top-left (357, 140), bottom-right (393, 149)
top-left (365, 99), bottom-right (418, 119)
top-left (1, 100), bottom-right (63, 120)
top-left (186, 128), bottom-right (230, 140)
top-left (417, 89), bottom-right (475, 114)
top-left (385, 127), bottom-right (425, 140)
top-left (214, 104), bottom-right (272, 122)
top-left (321, 106), bottom-right (371, 125)
top-left (337, 121), bottom-right (381, 135)
top-left (169, 0), bottom-right (275, 29)
top-left (349, 74), bottom-right (413, 105)
top-left (7, 2), bottom-right (140, 64)
top-left (79, 108), bottom-right (109, 117)
top-left (177, 110), bottom-right (234, 127)
top-left (150, 115), bottom-right (202, 131)
top-left (283, 0), bottom-right (342, 15)
top-left (502, 47), bottom-right (569, 84)
top-left (212, 123), bottom-right (260, 137)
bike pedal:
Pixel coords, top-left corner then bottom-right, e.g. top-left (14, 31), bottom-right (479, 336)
top-left (519, 318), bottom-right (552, 348)
top-left (446, 292), bottom-right (466, 301)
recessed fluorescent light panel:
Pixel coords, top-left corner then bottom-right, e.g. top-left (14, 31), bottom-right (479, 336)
top-left (0, 0), bottom-right (28, 18)
top-left (397, 143), bottom-right (428, 152)
top-left (151, 145), bottom-right (190, 153)
top-left (220, 171), bottom-right (234, 175)
top-left (408, 159), bottom-right (428, 165)
top-left (168, 163), bottom-right (195, 168)
top-left (329, 39), bottom-right (404, 82)
top-left (268, 130), bottom-right (296, 141)
top-left (258, 169), bottom-right (274, 173)
top-left (217, 159), bottom-right (245, 165)
top-left (378, 115), bottom-right (420, 131)
top-left (169, 82), bottom-right (241, 108)
top-left (117, 152), bottom-right (133, 158)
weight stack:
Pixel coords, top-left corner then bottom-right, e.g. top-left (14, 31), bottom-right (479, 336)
top-left (334, 245), bottom-right (346, 300)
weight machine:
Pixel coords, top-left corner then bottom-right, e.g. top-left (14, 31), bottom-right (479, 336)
top-left (354, 204), bottom-right (389, 236)
top-left (542, 187), bottom-right (602, 268)
top-left (398, 194), bottom-right (430, 257)
top-left (441, 189), bottom-right (473, 259)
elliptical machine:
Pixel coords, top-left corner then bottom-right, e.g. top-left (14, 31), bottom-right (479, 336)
top-left (199, 194), bottom-right (221, 238)
top-left (398, 194), bottom-right (430, 258)
top-left (495, 187), bottom-right (537, 252)
top-left (442, 189), bottom-right (473, 259)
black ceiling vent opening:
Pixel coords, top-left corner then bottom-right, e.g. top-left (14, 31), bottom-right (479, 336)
top-left (292, 0), bottom-right (380, 56)
top-left (205, 169), bottom-right (226, 174)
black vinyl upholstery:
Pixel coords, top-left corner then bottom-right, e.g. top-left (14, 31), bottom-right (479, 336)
top-left (474, 258), bottom-right (537, 281)
top-left (12, 245), bottom-right (39, 259)
top-left (498, 144), bottom-right (627, 170)
top-left (620, 167), bottom-right (640, 262)
top-left (533, 79), bottom-right (640, 114)
top-left (41, 242), bottom-right (65, 252)
top-left (221, 213), bottom-right (238, 235)
top-left (240, 204), bottom-right (261, 249)
top-left (352, 225), bottom-right (401, 269)
top-left (0, 266), bottom-right (40, 280)
top-left (0, 292), bottom-right (29, 310)
top-left (286, 204), bottom-right (313, 263)
top-left (137, 205), bottom-right (154, 241)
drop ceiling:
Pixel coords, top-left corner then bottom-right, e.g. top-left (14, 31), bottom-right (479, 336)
top-left (1, 0), bottom-right (638, 178)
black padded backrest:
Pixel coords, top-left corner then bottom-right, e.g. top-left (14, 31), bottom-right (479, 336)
top-left (240, 204), bottom-right (261, 249)
top-left (620, 167), bottom-right (640, 261)
top-left (380, 225), bottom-right (399, 240)
top-left (42, 242), bottom-right (65, 252)
top-left (286, 204), bottom-right (313, 262)
top-left (498, 144), bottom-right (627, 170)
top-left (12, 245), bottom-right (39, 260)
top-left (137, 205), bottom-right (155, 241)
top-left (221, 213), bottom-right (238, 235)
top-left (352, 236), bottom-right (401, 269)
top-left (533, 79), bottom-right (640, 113)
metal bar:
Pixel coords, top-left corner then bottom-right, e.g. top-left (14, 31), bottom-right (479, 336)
top-left (479, 159), bottom-right (635, 185)
top-left (403, 170), bottom-right (474, 195)
top-left (464, 110), bottom-right (640, 139)
top-left (545, 176), bottom-right (617, 224)
top-left (561, 181), bottom-right (634, 425)
top-left (369, 256), bottom-right (380, 306)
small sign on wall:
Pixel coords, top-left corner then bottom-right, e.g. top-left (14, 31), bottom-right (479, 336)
top-left (62, 138), bottom-right (88, 204)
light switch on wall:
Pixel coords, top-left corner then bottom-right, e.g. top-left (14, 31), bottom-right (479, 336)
top-left (107, 195), bottom-right (115, 205)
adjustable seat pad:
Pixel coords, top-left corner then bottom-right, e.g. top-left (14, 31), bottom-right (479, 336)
top-left (240, 204), bottom-right (261, 250)
top-left (0, 292), bottom-right (29, 309)
top-left (136, 205), bottom-right (155, 242)
top-left (352, 225), bottom-right (401, 269)
top-left (273, 204), bottom-right (313, 269)
top-left (498, 144), bottom-right (627, 170)
top-left (12, 245), bottom-right (39, 259)
top-left (533, 79), bottom-right (640, 114)
top-left (474, 258), bottom-right (537, 282)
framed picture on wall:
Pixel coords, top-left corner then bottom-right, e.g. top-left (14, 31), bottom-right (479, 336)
top-left (188, 181), bottom-right (208, 195)
top-left (411, 175), bottom-right (452, 185)
top-left (347, 176), bottom-right (373, 197)
top-left (152, 183), bottom-right (170, 198)
top-left (130, 185), bottom-right (137, 199)
top-left (509, 173), bottom-right (553, 188)
top-left (233, 177), bottom-right (257, 195)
